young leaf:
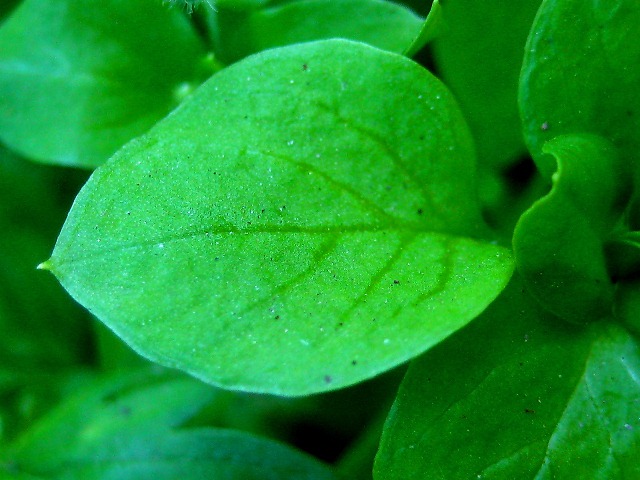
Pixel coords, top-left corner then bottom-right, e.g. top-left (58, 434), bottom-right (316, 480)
top-left (520, 0), bottom-right (640, 178)
top-left (513, 135), bottom-right (631, 324)
top-left (3, 370), bottom-right (337, 480)
top-left (211, 0), bottom-right (424, 64)
top-left (44, 40), bottom-right (513, 396)
top-left (374, 276), bottom-right (640, 479)
top-left (0, 0), bottom-right (207, 168)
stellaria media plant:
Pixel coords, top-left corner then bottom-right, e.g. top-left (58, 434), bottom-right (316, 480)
top-left (0, 0), bottom-right (639, 478)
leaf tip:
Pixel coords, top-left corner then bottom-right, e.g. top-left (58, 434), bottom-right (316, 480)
top-left (36, 259), bottom-right (52, 271)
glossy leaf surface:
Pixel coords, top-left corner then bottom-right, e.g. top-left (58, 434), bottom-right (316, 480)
top-left (513, 135), bottom-right (630, 324)
top-left (375, 277), bottom-right (640, 479)
top-left (520, 0), bottom-right (640, 177)
top-left (2, 370), bottom-right (337, 480)
top-left (46, 40), bottom-right (513, 395)
top-left (212, 0), bottom-right (423, 63)
top-left (0, 0), bottom-right (206, 167)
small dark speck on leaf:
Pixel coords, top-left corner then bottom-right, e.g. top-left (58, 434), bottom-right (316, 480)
top-left (324, 375), bottom-right (332, 383)
top-left (393, 280), bottom-right (400, 285)
top-left (351, 360), bottom-right (357, 365)
top-left (524, 408), bottom-right (535, 414)
top-left (540, 122), bottom-right (549, 131)
top-left (302, 64), bottom-right (308, 71)
top-left (214, 257), bottom-right (220, 261)
top-left (274, 315), bottom-right (280, 320)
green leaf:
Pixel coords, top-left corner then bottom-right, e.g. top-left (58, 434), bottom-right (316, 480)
top-left (0, 0), bottom-right (207, 168)
top-left (211, 0), bottom-right (424, 63)
top-left (3, 370), bottom-right (337, 480)
top-left (45, 40), bottom-right (513, 395)
top-left (432, 0), bottom-right (541, 169)
top-left (615, 280), bottom-right (640, 338)
top-left (0, 0), bottom-right (19, 23)
top-left (0, 147), bottom-right (92, 440)
top-left (403, 0), bottom-right (442, 58)
top-left (163, 0), bottom-right (215, 13)
top-left (374, 276), bottom-right (640, 479)
top-left (513, 134), bottom-right (631, 324)
top-left (520, 0), bottom-right (640, 178)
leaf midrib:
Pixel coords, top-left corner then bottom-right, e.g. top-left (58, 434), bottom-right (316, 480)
top-left (53, 223), bottom-right (454, 268)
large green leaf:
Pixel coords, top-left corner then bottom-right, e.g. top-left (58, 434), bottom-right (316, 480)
top-left (210, 0), bottom-right (424, 64)
top-left (2, 370), bottom-right (337, 480)
top-left (0, 0), bottom-right (207, 168)
top-left (432, 0), bottom-right (541, 170)
top-left (513, 135), bottom-right (631, 324)
top-left (520, 0), bottom-right (640, 178)
top-left (374, 276), bottom-right (640, 479)
top-left (44, 40), bottom-right (513, 395)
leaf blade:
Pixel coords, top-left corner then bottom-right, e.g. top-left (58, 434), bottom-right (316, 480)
top-left (4, 370), bottom-right (338, 480)
top-left (513, 134), bottom-right (631, 324)
top-left (48, 40), bottom-right (513, 395)
top-left (0, 0), bottom-right (207, 167)
top-left (374, 276), bottom-right (640, 479)
top-left (519, 0), bottom-right (640, 178)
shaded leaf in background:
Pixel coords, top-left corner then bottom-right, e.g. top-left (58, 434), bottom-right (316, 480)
top-left (209, 0), bottom-right (424, 64)
top-left (2, 369), bottom-right (338, 480)
top-left (44, 40), bottom-right (513, 395)
top-left (0, 0), bottom-right (20, 23)
top-left (403, 0), bottom-right (442, 58)
top-left (0, 146), bottom-right (92, 442)
top-left (520, 0), bottom-right (640, 178)
top-left (432, 0), bottom-right (541, 170)
top-left (0, 0), bottom-right (207, 167)
top-left (374, 276), bottom-right (640, 479)
top-left (616, 281), bottom-right (640, 338)
top-left (430, 0), bottom-right (544, 239)
top-left (513, 135), bottom-right (631, 324)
